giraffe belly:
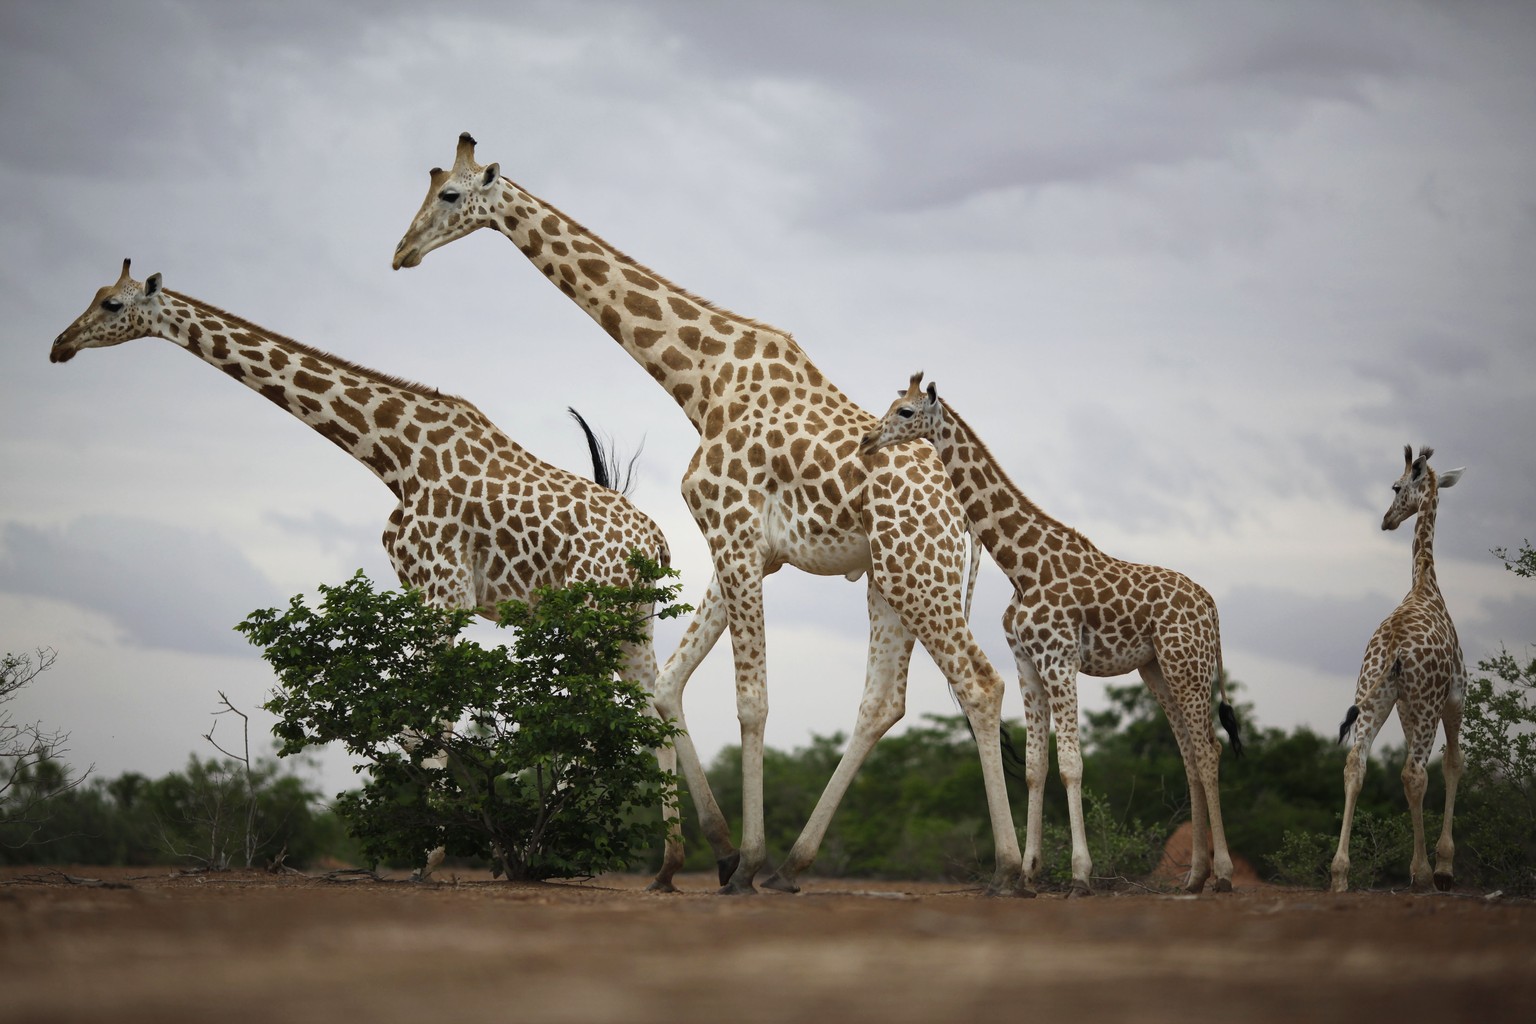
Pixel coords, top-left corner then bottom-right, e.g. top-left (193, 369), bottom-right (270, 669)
top-left (761, 497), bottom-right (873, 578)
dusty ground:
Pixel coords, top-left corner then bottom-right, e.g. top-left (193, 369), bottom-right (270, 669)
top-left (2, 866), bottom-right (1532, 1024)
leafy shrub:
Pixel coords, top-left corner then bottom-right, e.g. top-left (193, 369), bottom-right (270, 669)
top-left (1034, 791), bottom-right (1166, 890)
top-left (238, 555), bottom-right (684, 881)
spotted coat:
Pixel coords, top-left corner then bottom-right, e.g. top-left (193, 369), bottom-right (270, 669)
top-left (393, 134), bottom-right (1026, 895)
top-left (860, 372), bottom-right (1243, 894)
top-left (48, 259), bottom-right (695, 889)
top-left (1331, 446), bottom-right (1467, 892)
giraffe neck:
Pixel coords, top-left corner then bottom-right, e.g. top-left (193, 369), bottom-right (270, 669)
top-left (1410, 482), bottom-right (1441, 593)
top-left (931, 403), bottom-right (1092, 583)
top-left (156, 292), bottom-right (462, 497)
top-left (488, 180), bottom-right (826, 433)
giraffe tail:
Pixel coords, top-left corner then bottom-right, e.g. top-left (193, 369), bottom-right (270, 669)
top-left (568, 407), bottom-right (643, 496)
top-left (1336, 705), bottom-right (1360, 745)
top-left (1212, 653), bottom-right (1244, 758)
top-left (962, 522), bottom-right (983, 622)
top-left (1338, 653), bottom-right (1401, 745)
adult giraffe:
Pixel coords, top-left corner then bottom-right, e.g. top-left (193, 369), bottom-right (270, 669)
top-left (393, 133), bottom-right (1024, 895)
top-left (1332, 446), bottom-right (1466, 892)
top-left (48, 259), bottom-right (724, 889)
top-left (861, 372), bottom-right (1245, 894)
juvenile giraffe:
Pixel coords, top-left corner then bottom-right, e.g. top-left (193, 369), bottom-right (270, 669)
top-left (393, 133), bottom-right (1025, 895)
top-left (1332, 445), bottom-right (1466, 893)
top-left (48, 259), bottom-right (725, 890)
top-left (861, 373), bottom-right (1245, 894)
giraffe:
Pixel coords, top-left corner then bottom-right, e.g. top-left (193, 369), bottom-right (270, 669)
top-left (48, 258), bottom-right (731, 890)
top-left (392, 133), bottom-right (1026, 896)
top-left (1331, 445), bottom-right (1466, 893)
top-left (860, 373), bottom-right (1246, 894)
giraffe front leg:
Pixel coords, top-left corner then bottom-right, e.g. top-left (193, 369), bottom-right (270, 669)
top-left (764, 587), bottom-right (914, 893)
top-left (653, 574), bottom-right (739, 886)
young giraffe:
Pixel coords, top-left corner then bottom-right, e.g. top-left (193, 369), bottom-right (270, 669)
top-left (1332, 446), bottom-right (1466, 893)
top-left (861, 373), bottom-right (1245, 894)
top-left (392, 133), bottom-right (1026, 895)
top-left (48, 259), bottom-right (729, 891)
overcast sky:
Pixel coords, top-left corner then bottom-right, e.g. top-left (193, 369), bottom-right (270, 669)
top-left (2, 1), bottom-right (1533, 806)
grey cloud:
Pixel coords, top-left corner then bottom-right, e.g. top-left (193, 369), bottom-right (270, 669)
top-left (1220, 583), bottom-right (1397, 679)
top-left (0, 516), bottom-right (280, 655)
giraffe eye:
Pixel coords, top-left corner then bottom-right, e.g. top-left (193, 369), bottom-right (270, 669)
top-left (438, 189), bottom-right (461, 204)
top-left (101, 299), bottom-right (123, 313)
top-left (897, 408), bottom-right (915, 419)
top-left (1392, 483), bottom-right (1402, 493)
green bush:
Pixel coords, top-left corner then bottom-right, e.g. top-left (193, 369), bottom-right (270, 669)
top-left (238, 555), bottom-right (684, 881)
top-left (1450, 542), bottom-right (1536, 894)
top-left (1035, 791), bottom-right (1166, 890)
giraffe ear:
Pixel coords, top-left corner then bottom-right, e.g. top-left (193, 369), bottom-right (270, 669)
top-left (143, 273), bottom-right (162, 297)
top-left (926, 382), bottom-right (938, 404)
top-left (1437, 467), bottom-right (1465, 490)
top-left (481, 163), bottom-right (500, 188)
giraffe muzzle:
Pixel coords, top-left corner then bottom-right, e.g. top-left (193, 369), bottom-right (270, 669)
top-left (49, 336), bottom-right (77, 364)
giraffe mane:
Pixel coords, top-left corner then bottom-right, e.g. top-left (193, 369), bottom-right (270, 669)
top-left (521, 188), bottom-right (794, 342)
top-left (939, 401), bottom-right (1100, 553)
top-left (171, 293), bottom-right (471, 408)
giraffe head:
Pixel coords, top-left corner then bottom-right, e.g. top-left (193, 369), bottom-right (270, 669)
top-left (392, 132), bottom-right (502, 270)
top-left (50, 259), bottom-right (165, 364)
top-left (858, 371), bottom-right (941, 458)
top-left (1381, 444), bottom-right (1464, 531)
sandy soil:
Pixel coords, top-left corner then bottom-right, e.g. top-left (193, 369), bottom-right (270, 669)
top-left (2, 866), bottom-right (1532, 1024)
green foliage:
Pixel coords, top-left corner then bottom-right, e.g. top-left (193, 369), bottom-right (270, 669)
top-left (0, 756), bottom-right (347, 867)
top-left (1267, 827), bottom-right (1334, 888)
top-left (1036, 792), bottom-right (1165, 889)
top-left (2, 647), bottom-right (90, 850)
top-left (238, 555), bottom-right (684, 881)
top-left (1269, 810), bottom-right (1417, 890)
top-left (1451, 541), bottom-right (1536, 894)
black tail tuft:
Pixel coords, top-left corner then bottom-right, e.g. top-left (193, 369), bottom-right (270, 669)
top-left (1337, 704), bottom-right (1360, 746)
top-left (568, 407), bottom-right (642, 496)
top-left (1218, 701), bottom-right (1244, 758)
top-left (1000, 724), bottom-right (1028, 784)
top-left (960, 718), bottom-right (1029, 787)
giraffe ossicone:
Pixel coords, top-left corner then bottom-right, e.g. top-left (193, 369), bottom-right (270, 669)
top-left (393, 133), bottom-right (1029, 896)
top-left (1331, 445), bottom-right (1467, 893)
top-left (862, 371), bottom-right (1245, 895)
top-left (49, 259), bottom-right (721, 891)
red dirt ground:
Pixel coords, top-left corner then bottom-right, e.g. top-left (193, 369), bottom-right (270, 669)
top-left (2, 866), bottom-right (1532, 1024)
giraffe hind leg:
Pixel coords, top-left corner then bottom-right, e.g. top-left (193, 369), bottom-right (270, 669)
top-left (1331, 675), bottom-right (1396, 892)
top-left (1433, 697), bottom-right (1464, 891)
top-left (763, 587), bottom-right (916, 893)
top-left (1399, 701), bottom-right (1440, 892)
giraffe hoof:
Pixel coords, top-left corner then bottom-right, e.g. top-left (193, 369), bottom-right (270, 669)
top-left (1212, 877), bottom-right (1233, 894)
top-left (716, 852), bottom-right (741, 887)
top-left (644, 879), bottom-right (680, 894)
top-left (717, 880), bottom-right (758, 896)
top-left (1433, 872), bottom-right (1454, 892)
top-left (1067, 881), bottom-right (1093, 898)
top-left (760, 872), bottom-right (800, 894)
